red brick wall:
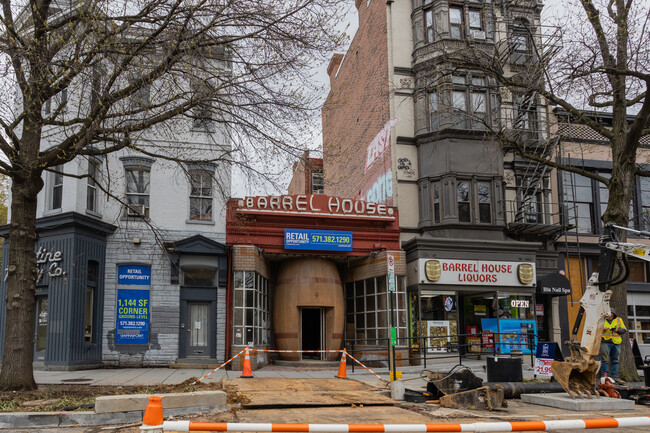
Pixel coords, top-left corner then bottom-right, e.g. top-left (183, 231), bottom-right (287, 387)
top-left (287, 152), bottom-right (323, 195)
top-left (322, 0), bottom-right (390, 199)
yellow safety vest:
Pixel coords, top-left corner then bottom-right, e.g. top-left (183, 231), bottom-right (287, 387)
top-left (602, 317), bottom-right (626, 344)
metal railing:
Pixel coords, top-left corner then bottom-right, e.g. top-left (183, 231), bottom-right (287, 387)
top-left (345, 330), bottom-right (537, 371)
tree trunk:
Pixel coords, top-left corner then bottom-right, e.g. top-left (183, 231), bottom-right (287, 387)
top-left (0, 176), bottom-right (43, 390)
top-left (602, 134), bottom-right (640, 382)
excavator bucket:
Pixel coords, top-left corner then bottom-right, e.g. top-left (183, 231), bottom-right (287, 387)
top-left (551, 360), bottom-right (600, 398)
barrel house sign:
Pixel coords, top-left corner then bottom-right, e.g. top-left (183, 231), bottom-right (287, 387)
top-left (419, 259), bottom-right (536, 287)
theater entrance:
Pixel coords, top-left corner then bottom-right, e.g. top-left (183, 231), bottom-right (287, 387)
top-left (301, 307), bottom-right (325, 360)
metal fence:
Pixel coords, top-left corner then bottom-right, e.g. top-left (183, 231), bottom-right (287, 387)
top-left (345, 330), bottom-right (536, 371)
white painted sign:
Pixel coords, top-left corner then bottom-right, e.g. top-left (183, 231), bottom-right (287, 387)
top-left (511, 299), bottom-right (530, 308)
top-left (418, 258), bottom-right (536, 287)
top-left (365, 118), bottom-right (399, 172)
top-left (534, 358), bottom-right (553, 377)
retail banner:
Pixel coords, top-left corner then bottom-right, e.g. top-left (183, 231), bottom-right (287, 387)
top-left (284, 229), bottom-right (353, 251)
top-left (116, 289), bottom-right (150, 345)
top-left (117, 265), bottom-right (151, 285)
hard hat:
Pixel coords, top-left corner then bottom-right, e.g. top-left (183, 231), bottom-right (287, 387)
top-left (609, 308), bottom-right (617, 316)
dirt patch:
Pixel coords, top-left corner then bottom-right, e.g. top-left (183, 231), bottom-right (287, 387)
top-left (0, 377), bottom-right (222, 412)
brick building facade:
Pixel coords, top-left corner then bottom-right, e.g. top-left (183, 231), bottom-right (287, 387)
top-left (322, 0), bottom-right (567, 356)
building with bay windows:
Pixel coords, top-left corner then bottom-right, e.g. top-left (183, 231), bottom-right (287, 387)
top-left (322, 0), bottom-right (569, 359)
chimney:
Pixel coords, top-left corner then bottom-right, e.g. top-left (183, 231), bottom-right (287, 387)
top-left (327, 53), bottom-right (345, 87)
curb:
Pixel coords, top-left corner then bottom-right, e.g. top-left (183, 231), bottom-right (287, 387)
top-left (0, 405), bottom-right (226, 429)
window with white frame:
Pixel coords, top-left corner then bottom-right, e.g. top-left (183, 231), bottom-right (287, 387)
top-left (628, 291), bottom-right (650, 346)
top-left (86, 159), bottom-right (99, 213)
top-left (48, 165), bottom-right (64, 210)
top-left (311, 170), bottom-right (324, 194)
top-left (344, 276), bottom-right (408, 344)
top-left (125, 167), bottom-right (150, 217)
top-left (233, 271), bottom-right (271, 346)
top-left (189, 170), bottom-right (213, 221)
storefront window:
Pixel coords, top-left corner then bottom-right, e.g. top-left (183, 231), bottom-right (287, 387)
top-left (628, 302), bottom-right (650, 345)
top-left (344, 276), bottom-right (407, 345)
top-left (414, 294), bottom-right (458, 353)
top-left (233, 270), bottom-right (270, 346)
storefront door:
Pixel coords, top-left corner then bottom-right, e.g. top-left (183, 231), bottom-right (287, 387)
top-left (301, 307), bottom-right (324, 360)
top-left (34, 295), bottom-right (48, 361)
top-left (183, 301), bottom-right (210, 357)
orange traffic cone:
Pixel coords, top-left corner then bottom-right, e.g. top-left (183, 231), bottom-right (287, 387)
top-left (336, 348), bottom-right (347, 379)
top-left (142, 396), bottom-right (164, 428)
top-left (241, 345), bottom-right (254, 378)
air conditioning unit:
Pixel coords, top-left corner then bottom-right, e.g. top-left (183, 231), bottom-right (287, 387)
top-left (126, 204), bottom-right (149, 217)
top-left (470, 30), bottom-right (486, 40)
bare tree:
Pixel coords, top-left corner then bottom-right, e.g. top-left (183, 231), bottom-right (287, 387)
top-left (0, 0), bottom-right (347, 390)
top-left (432, 0), bottom-right (650, 380)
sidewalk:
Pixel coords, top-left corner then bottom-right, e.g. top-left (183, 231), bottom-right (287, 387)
top-left (33, 357), bottom-right (538, 388)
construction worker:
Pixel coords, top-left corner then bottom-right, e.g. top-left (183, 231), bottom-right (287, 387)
top-left (600, 308), bottom-right (627, 383)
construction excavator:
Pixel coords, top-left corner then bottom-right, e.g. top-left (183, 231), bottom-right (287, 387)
top-left (552, 223), bottom-right (650, 398)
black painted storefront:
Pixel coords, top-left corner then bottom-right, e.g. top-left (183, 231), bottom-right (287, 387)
top-left (0, 212), bottom-right (116, 369)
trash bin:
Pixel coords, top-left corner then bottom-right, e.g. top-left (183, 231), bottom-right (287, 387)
top-left (486, 356), bottom-right (523, 382)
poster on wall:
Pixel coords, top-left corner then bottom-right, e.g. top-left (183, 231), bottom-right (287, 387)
top-left (116, 289), bottom-right (150, 344)
top-left (499, 319), bottom-right (537, 354)
top-left (481, 318), bottom-right (498, 353)
top-left (427, 320), bottom-right (450, 353)
top-left (116, 265), bottom-right (151, 345)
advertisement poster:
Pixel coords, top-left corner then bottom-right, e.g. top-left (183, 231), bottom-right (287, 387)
top-left (116, 289), bottom-right (150, 345)
top-left (481, 318), bottom-right (498, 353)
top-left (284, 229), bottom-right (353, 251)
top-left (499, 319), bottom-right (537, 354)
top-left (534, 342), bottom-right (556, 377)
top-left (427, 320), bottom-right (450, 353)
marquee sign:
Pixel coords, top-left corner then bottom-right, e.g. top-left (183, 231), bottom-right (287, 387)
top-left (237, 195), bottom-right (395, 219)
top-left (418, 258), bottom-right (536, 287)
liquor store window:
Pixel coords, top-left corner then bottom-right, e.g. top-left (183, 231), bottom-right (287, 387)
top-left (233, 271), bottom-right (270, 346)
top-left (344, 276), bottom-right (408, 345)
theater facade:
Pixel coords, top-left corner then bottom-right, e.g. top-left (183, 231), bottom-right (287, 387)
top-left (225, 194), bottom-right (406, 367)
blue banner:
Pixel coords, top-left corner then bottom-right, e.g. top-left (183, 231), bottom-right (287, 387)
top-left (284, 229), bottom-right (353, 251)
top-left (536, 342), bottom-right (556, 359)
top-left (116, 289), bottom-right (149, 344)
top-left (118, 265), bottom-right (151, 285)
top-left (499, 319), bottom-right (537, 354)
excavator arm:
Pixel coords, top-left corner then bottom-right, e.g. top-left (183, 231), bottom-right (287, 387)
top-left (552, 223), bottom-right (650, 398)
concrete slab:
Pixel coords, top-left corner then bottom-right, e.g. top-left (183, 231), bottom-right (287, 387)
top-left (95, 390), bottom-right (226, 413)
top-left (521, 393), bottom-right (635, 411)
